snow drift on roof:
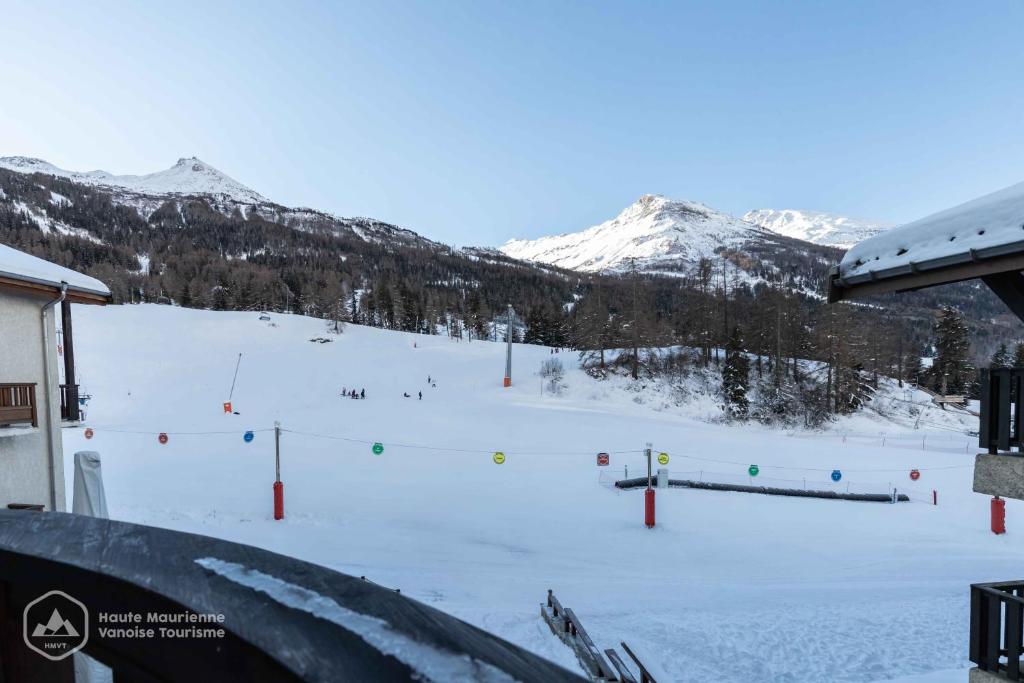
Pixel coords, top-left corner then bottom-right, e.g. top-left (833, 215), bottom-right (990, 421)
top-left (840, 180), bottom-right (1024, 278)
top-left (0, 242), bottom-right (110, 296)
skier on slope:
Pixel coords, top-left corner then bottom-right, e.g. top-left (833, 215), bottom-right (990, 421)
top-left (360, 388), bottom-right (365, 399)
top-left (418, 391), bottom-right (422, 400)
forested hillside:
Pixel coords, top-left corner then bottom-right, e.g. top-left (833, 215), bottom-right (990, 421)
top-left (0, 165), bottom-right (1019, 424)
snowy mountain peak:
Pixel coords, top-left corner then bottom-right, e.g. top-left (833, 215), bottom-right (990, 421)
top-left (743, 208), bottom-right (889, 249)
top-left (500, 194), bottom-right (768, 274)
top-left (0, 156), bottom-right (65, 174)
top-left (0, 155), bottom-right (268, 204)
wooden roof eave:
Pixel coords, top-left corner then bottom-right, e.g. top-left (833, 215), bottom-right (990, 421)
top-left (0, 275), bottom-right (110, 305)
top-left (827, 244), bottom-right (1024, 304)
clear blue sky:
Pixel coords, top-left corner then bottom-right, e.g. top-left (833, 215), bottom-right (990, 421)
top-left (1, 0), bottom-right (1022, 246)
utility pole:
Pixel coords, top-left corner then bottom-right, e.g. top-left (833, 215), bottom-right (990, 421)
top-left (504, 304), bottom-right (514, 387)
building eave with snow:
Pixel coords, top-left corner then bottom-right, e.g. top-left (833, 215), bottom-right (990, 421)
top-left (828, 180), bottom-right (1024, 321)
top-left (0, 243), bottom-right (110, 511)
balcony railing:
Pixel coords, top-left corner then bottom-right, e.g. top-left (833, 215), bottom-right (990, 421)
top-left (980, 368), bottom-right (1023, 453)
top-left (0, 510), bottom-right (583, 682)
top-left (59, 383), bottom-right (79, 423)
top-left (970, 581), bottom-right (1024, 679)
top-left (0, 383), bottom-right (37, 428)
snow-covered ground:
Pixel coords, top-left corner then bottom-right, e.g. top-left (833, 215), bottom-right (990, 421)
top-left (61, 305), bottom-right (1013, 682)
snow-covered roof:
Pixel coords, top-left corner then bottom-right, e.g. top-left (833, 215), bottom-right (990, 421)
top-left (0, 243), bottom-right (110, 299)
top-left (839, 180), bottom-right (1024, 282)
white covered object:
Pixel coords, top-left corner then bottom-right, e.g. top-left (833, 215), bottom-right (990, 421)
top-left (72, 451), bottom-right (109, 519)
top-left (0, 242), bottom-right (110, 297)
top-left (657, 467), bottom-right (668, 489)
top-left (840, 180), bottom-right (1024, 279)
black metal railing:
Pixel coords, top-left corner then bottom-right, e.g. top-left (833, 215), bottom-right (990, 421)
top-left (0, 511), bottom-right (584, 682)
top-left (58, 384), bottom-right (79, 423)
top-left (971, 581), bottom-right (1024, 679)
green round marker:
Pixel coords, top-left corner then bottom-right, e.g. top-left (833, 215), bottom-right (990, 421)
top-left (748, 464), bottom-right (759, 477)
top-left (372, 442), bottom-right (384, 455)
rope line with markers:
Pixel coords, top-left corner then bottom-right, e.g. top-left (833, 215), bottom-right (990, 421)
top-left (280, 427), bottom-right (646, 456)
top-left (79, 424), bottom-right (966, 473)
top-left (654, 450), bottom-right (973, 474)
top-left (77, 422), bottom-right (955, 517)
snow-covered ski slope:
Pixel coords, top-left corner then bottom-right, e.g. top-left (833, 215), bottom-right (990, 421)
top-left (63, 305), bottom-right (1017, 682)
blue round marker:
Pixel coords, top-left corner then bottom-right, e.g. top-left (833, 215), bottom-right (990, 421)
top-left (243, 430), bottom-right (254, 443)
top-left (831, 469), bottom-right (842, 482)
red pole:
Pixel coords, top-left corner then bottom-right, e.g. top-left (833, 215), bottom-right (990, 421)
top-left (274, 423), bottom-right (284, 520)
top-left (273, 481), bottom-right (284, 520)
top-left (644, 444), bottom-right (655, 528)
top-left (645, 488), bottom-right (655, 528)
top-left (992, 496), bottom-right (1006, 535)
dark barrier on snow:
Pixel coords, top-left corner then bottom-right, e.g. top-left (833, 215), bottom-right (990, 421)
top-left (970, 580), bottom-right (1024, 680)
top-left (0, 510), bottom-right (584, 682)
top-left (614, 477), bottom-right (910, 502)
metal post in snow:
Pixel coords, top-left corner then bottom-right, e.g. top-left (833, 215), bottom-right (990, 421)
top-left (229, 353), bottom-right (243, 401)
top-left (644, 442), bottom-right (655, 528)
top-left (646, 443), bottom-right (652, 489)
top-left (503, 304), bottom-right (513, 388)
top-left (273, 422), bottom-right (284, 520)
top-left (275, 422), bottom-right (281, 482)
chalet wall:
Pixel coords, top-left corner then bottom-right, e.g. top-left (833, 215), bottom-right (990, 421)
top-left (0, 290), bottom-right (65, 511)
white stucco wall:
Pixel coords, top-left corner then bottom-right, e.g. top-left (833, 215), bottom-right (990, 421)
top-left (0, 290), bottom-right (65, 511)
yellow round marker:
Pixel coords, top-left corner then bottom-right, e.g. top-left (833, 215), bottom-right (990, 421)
top-left (493, 451), bottom-right (506, 465)
top-left (657, 452), bottom-right (669, 465)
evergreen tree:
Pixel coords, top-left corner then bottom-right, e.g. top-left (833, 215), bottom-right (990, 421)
top-left (721, 327), bottom-right (750, 418)
top-left (930, 306), bottom-right (973, 394)
top-left (572, 284), bottom-right (618, 372)
top-left (1014, 342), bottom-right (1024, 369)
top-left (992, 343), bottom-right (1012, 369)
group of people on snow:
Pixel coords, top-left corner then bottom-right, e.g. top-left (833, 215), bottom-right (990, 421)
top-left (345, 376), bottom-right (437, 402)
top-left (402, 375), bottom-right (437, 400)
